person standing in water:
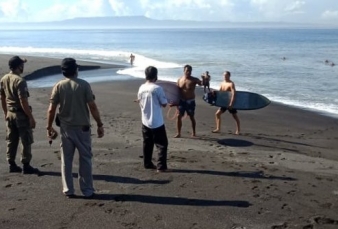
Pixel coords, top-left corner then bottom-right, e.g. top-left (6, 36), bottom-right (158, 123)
top-left (201, 71), bottom-right (211, 93)
top-left (130, 53), bottom-right (135, 65)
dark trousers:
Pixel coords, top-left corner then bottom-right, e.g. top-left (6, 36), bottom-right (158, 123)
top-left (142, 124), bottom-right (168, 170)
top-left (6, 111), bottom-right (33, 165)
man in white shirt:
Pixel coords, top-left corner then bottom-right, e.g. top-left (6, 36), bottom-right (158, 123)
top-left (137, 66), bottom-right (168, 172)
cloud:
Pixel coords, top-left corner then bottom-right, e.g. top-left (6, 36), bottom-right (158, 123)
top-left (108, 0), bottom-right (132, 16)
top-left (138, 0), bottom-right (236, 21)
top-left (28, 0), bottom-right (115, 22)
top-left (0, 0), bottom-right (337, 25)
top-left (284, 1), bottom-right (305, 14)
top-left (0, 0), bottom-right (29, 22)
top-left (321, 10), bottom-right (338, 19)
top-left (119, 0), bottom-right (236, 20)
top-left (250, 0), bottom-right (307, 20)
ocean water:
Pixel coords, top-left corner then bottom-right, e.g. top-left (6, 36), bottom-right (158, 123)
top-left (0, 28), bottom-right (337, 117)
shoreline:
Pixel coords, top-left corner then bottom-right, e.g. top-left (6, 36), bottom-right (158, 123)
top-left (1, 53), bottom-right (337, 119)
top-left (1, 54), bottom-right (338, 228)
top-left (0, 54), bottom-right (127, 80)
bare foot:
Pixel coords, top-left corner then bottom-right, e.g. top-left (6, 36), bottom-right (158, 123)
top-left (212, 129), bottom-right (220, 133)
top-left (157, 169), bottom-right (171, 173)
top-left (173, 133), bottom-right (181, 138)
top-left (235, 130), bottom-right (240, 135)
top-left (191, 133), bottom-right (198, 138)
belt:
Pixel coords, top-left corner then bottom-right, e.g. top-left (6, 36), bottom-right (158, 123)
top-left (180, 99), bottom-right (195, 103)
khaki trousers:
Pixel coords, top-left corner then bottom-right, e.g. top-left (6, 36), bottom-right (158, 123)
top-left (6, 111), bottom-right (33, 164)
top-left (60, 126), bottom-right (94, 196)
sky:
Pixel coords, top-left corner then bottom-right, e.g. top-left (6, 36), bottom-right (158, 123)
top-left (0, 0), bottom-right (338, 25)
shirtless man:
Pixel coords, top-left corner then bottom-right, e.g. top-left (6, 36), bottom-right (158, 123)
top-left (212, 71), bottom-right (240, 135)
top-left (175, 65), bottom-right (202, 138)
top-left (130, 53), bottom-right (135, 65)
top-left (201, 71), bottom-right (211, 93)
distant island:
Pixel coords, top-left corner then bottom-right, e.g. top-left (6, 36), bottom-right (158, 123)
top-left (0, 16), bottom-right (333, 30)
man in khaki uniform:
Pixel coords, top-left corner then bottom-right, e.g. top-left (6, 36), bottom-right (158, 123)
top-left (46, 58), bottom-right (104, 199)
top-left (0, 56), bottom-right (40, 174)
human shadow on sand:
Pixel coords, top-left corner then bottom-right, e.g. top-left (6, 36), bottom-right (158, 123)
top-left (40, 171), bottom-right (171, 185)
top-left (216, 138), bottom-right (309, 154)
top-left (199, 134), bottom-right (318, 150)
top-left (170, 169), bottom-right (296, 181)
top-left (247, 134), bottom-right (317, 148)
top-left (217, 138), bottom-right (253, 147)
top-left (216, 138), bottom-right (302, 153)
top-left (217, 138), bottom-right (305, 153)
top-left (194, 136), bottom-right (253, 147)
top-left (85, 193), bottom-right (251, 207)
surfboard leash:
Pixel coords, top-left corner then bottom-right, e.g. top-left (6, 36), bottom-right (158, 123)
top-left (166, 106), bottom-right (187, 121)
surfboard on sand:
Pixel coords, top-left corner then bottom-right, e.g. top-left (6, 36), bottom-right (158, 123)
top-left (156, 81), bottom-right (180, 106)
top-left (203, 91), bottom-right (270, 110)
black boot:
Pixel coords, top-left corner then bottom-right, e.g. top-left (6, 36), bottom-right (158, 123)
top-left (22, 164), bottom-right (40, 175)
top-left (9, 163), bottom-right (22, 173)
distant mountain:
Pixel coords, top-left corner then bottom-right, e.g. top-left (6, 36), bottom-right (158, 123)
top-left (0, 16), bottom-right (323, 30)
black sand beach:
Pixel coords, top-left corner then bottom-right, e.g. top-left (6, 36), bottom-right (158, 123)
top-left (0, 55), bottom-right (338, 229)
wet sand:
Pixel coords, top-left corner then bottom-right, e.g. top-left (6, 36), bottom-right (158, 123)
top-left (0, 55), bottom-right (338, 229)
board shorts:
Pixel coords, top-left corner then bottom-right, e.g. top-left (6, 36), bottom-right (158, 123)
top-left (178, 99), bottom-right (196, 116)
top-left (220, 107), bottom-right (237, 114)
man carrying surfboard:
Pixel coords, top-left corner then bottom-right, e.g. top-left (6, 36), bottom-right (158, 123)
top-left (212, 71), bottom-right (240, 135)
top-left (175, 65), bottom-right (202, 138)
